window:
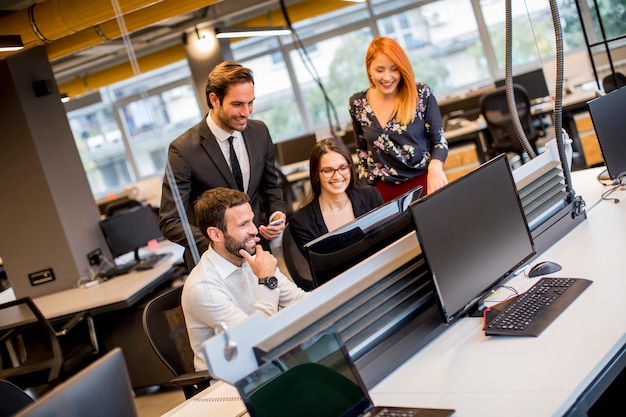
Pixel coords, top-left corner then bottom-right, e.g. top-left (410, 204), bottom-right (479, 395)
top-left (64, 0), bottom-right (596, 200)
top-left (481, 0), bottom-right (584, 73)
top-left (67, 63), bottom-right (201, 199)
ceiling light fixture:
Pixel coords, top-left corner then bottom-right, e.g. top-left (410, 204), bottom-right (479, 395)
top-left (215, 27), bottom-right (292, 39)
top-left (0, 35), bottom-right (24, 52)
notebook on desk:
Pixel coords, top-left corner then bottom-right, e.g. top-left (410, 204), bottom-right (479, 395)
top-left (234, 328), bottom-right (455, 417)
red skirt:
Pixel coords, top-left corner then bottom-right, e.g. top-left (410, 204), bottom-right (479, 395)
top-left (374, 173), bottom-right (428, 203)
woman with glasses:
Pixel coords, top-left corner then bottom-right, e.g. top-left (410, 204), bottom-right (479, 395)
top-left (288, 138), bottom-right (384, 255)
top-left (349, 36), bottom-right (449, 202)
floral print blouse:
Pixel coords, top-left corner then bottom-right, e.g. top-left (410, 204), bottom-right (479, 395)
top-left (348, 82), bottom-right (448, 184)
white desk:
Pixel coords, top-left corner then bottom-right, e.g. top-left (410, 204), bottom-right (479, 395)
top-left (163, 169), bottom-right (624, 416)
top-left (33, 241), bottom-right (185, 320)
top-left (370, 187), bottom-right (626, 416)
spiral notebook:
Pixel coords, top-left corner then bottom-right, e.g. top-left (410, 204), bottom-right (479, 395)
top-left (168, 381), bottom-right (247, 417)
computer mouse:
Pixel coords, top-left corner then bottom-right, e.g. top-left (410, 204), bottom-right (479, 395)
top-left (528, 261), bottom-right (562, 278)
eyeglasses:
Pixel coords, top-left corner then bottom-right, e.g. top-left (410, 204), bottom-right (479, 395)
top-left (319, 164), bottom-right (352, 179)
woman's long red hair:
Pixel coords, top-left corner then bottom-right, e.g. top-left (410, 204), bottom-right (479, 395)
top-left (365, 37), bottom-right (417, 126)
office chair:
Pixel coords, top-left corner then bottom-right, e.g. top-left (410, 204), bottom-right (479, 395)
top-left (103, 197), bottom-right (142, 217)
top-left (0, 297), bottom-right (100, 395)
top-left (0, 379), bottom-right (34, 417)
top-left (281, 226), bottom-right (315, 291)
top-left (602, 72), bottom-right (626, 94)
top-left (479, 84), bottom-right (540, 161)
top-left (246, 362), bottom-right (364, 417)
top-left (14, 348), bottom-right (138, 417)
top-left (277, 168), bottom-right (297, 220)
top-left (142, 284), bottom-right (211, 399)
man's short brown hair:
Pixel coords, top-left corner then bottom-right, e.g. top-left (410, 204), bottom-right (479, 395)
top-left (194, 188), bottom-right (250, 240)
top-left (205, 61), bottom-right (255, 108)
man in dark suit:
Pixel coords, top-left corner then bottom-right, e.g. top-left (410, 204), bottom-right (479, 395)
top-left (159, 61), bottom-right (287, 270)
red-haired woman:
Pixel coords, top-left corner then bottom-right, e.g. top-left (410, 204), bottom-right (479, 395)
top-left (349, 36), bottom-right (449, 202)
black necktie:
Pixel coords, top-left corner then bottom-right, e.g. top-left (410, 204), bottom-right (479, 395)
top-left (228, 136), bottom-right (244, 191)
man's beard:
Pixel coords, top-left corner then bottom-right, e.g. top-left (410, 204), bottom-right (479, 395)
top-left (224, 232), bottom-right (256, 258)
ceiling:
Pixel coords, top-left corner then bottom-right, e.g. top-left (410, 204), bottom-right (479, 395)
top-left (0, 0), bottom-right (332, 95)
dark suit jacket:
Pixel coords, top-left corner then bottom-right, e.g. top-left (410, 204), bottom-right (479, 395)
top-left (288, 186), bottom-right (384, 255)
top-left (159, 116), bottom-right (286, 268)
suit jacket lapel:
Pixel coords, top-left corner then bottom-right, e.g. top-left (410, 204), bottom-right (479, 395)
top-left (198, 121), bottom-right (239, 189)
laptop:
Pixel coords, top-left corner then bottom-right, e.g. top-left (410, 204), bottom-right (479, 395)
top-left (234, 328), bottom-right (455, 417)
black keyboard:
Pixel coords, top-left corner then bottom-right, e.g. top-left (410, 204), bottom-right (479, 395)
top-left (484, 277), bottom-right (592, 337)
top-left (97, 262), bottom-right (135, 279)
top-left (133, 252), bottom-right (172, 271)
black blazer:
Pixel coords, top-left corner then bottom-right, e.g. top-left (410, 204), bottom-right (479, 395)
top-left (288, 186), bottom-right (384, 255)
top-left (159, 117), bottom-right (286, 266)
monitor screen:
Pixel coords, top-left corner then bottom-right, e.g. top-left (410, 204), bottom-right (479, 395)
top-left (587, 86), bottom-right (626, 180)
top-left (98, 205), bottom-right (162, 261)
top-left (495, 68), bottom-right (551, 102)
top-left (15, 348), bottom-right (137, 417)
top-left (273, 133), bottom-right (318, 167)
top-left (237, 328), bottom-right (369, 417)
top-left (409, 154), bottom-right (535, 324)
top-left (304, 185), bottom-right (423, 287)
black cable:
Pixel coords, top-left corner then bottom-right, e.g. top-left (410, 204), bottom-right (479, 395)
top-left (599, 176), bottom-right (624, 204)
top-left (278, 0), bottom-right (341, 137)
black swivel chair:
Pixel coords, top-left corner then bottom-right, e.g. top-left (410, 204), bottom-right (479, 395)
top-left (0, 297), bottom-right (100, 395)
top-left (602, 72), bottom-right (626, 94)
top-left (479, 84), bottom-right (540, 161)
top-left (0, 380), bottom-right (34, 417)
top-left (142, 284), bottom-right (211, 399)
top-left (103, 198), bottom-right (142, 217)
top-left (277, 167), bottom-right (298, 221)
top-left (281, 226), bottom-right (315, 291)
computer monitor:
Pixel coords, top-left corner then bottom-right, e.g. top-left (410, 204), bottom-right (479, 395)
top-left (587, 85), bottom-right (626, 180)
top-left (495, 68), bottom-right (551, 103)
top-left (15, 348), bottom-right (138, 417)
top-left (273, 133), bottom-right (318, 167)
top-left (304, 185), bottom-right (423, 288)
top-left (98, 204), bottom-right (162, 263)
top-left (339, 130), bottom-right (357, 153)
top-left (409, 154), bottom-right (535, 324)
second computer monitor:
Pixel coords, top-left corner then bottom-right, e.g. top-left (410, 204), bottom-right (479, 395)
top-left (409, 154), bottom-right (535, 324)
top-left (274, 133), bottom-right (318, 167)
top-left (587, 85), bottom-right (626, 180)
top-left (98, 204), bottom-right (162, 262)
top-left (495, 68), bottom-right (551, 103)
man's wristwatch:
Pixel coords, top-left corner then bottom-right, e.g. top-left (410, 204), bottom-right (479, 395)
top-left (258, 276), bottom-right (278, 289)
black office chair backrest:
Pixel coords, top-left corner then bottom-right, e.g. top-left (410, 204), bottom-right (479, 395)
top-left (142, 285), bottom-right (193, 376)
top-left (602, 72), bottom-right (626, 94)
top-left (104, 198), bottom-right (142, 217)
top-left (281, 226), bottom-right (315, 291)
top-left (0, 297), bottom-right (99, 394)
top-left (14, 348), bottom-right (138, 417)
top-left (0, 297), bottom-right (64, 389)
top-left (276, 167), bottom-right (297, 220)
top-left (479, 84), bottom-right (539, 157)
top-left (142, 284), bottom-right (211, 399)
top-left (0, 380), bottom-right (34, 417)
